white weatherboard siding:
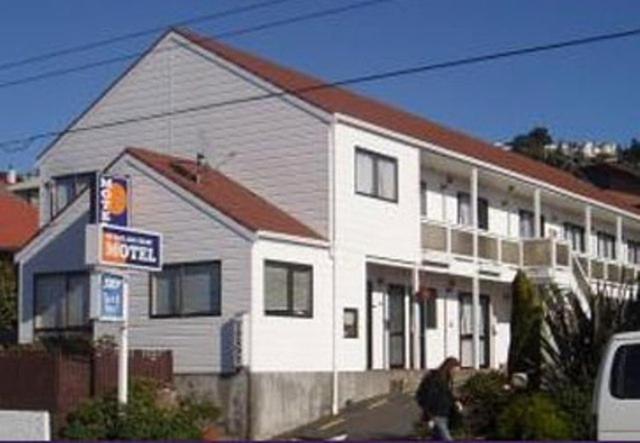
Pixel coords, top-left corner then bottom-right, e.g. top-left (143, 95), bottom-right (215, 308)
top-left (250, 238), bottom-right (333, 372)
top-left (102, 157), bottom-right (254, 374)
top-left (38, 32), bottom-right (330, 237)
top-left (333, 122), bottom-right (421, 370)
top-left (18, 192), bottom-right (91, 344)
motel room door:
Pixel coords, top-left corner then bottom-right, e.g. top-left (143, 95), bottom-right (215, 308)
top-left (459, 293), bottom-right (490, 368)
top-left (388, 284), bottom-right (406, 369)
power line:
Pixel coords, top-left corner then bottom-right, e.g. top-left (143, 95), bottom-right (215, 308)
top-left (0, 0), bottom-right (293, 72)
top-left (0, 0), bottom-right (396, 91)
top-left (2, 24), bottom-right (640, 153)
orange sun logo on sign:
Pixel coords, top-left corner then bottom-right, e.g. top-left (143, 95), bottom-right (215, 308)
top-left (106, 183), bottom-right (128, 215)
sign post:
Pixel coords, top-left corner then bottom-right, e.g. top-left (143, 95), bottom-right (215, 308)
top-left (87, 174), bottom-right (162, 407)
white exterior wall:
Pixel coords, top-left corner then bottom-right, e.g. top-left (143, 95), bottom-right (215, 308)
top-left (38, 32), bottom-right (330, 237)
top-left (332, 122), bottom-right (421, 371)
top-left (249, 238), bottom-right (333, 372)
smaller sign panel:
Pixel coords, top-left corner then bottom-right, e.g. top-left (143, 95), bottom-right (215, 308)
top-left (99, 224), bottom-right (162, 271)
top-left (97, 175), bottom-right (130, 227)
top-left (100, 273), bottom-right (125, 321)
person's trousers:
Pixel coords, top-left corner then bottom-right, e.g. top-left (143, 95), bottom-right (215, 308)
top-left (431, 416), bottom-right (452, 441)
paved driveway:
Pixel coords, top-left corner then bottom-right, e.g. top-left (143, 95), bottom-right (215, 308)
top-left (280, 392), bottom-right (422, 440)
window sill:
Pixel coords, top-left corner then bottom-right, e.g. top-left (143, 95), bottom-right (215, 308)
top-left (355, 191), bottom-right (398, 204)
top-left (264, 311), bottom-right (313, 319)
top-left (150, 312), bottom-right (221, 319)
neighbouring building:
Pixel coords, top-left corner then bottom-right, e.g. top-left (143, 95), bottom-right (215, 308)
top-left (1, 169), bottom-right (41, 207)
top-left (14, 28), bottom-right (640, 438)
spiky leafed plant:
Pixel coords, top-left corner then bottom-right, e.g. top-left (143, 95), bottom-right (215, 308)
top-left (539, 284), bottom-right (640, 438)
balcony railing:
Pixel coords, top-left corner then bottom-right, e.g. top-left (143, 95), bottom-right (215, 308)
top-left (422, 219), bottom-right (571, 269)
top-left (422, 218), bottom-right (640, 284)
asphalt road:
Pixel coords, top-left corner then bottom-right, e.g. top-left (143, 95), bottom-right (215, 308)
top-left (281, 392), bottom-right (422, 440)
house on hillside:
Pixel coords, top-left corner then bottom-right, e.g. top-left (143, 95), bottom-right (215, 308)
top-left (14, 28), bottom-right (640, 438)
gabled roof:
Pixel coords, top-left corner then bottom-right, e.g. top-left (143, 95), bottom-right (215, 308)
top-left (126, 147), bottom-right (322, 240)
top-left (175, 28), bottom-right (640, 217)
top-left (0, 186), bottom-right (38, 252)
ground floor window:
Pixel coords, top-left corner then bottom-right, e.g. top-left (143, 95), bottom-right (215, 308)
top-left (34, 272), bottom-right (89, 330)
top-left (597, 231), bottom-right (616, 260)
top-left (628, 240), bottom-right (640, 264)
top-left (343, 308), bottom-right (358, 338)
top-left (151, 261), bottom-right (221, 317)
top-left (264, 260), bottom-right (313, 317)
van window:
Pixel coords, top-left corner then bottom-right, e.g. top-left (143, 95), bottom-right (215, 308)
top-left (610, 344), bottom-right (640, 399)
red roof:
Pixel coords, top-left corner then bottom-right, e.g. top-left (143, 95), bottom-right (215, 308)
top-left (0, 186), bottom-right (38, 252)
top-left (126, 147), bottom-right (322, 240)
top-left (176, 28), bottom-right (640, 217)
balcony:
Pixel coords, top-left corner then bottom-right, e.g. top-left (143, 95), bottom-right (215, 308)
top-left (422, 219), bottom-right (639, 285)
top-left (421, 219), bottom-right (571, 269)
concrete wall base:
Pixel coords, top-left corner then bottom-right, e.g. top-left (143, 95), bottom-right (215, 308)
top-left (175, 369), bottom-right (427, 440)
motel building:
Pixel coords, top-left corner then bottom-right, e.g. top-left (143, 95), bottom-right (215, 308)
top-left (14, 28), bottom-right (640, 438)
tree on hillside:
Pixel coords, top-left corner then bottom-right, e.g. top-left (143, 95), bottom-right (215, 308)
top-left (619, 138), bottom-right (640, 166)
top-left (509, 127), bottom-right (553, 161)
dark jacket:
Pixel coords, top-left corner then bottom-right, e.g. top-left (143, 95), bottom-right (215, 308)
top-left (415, 370), bottom-right (455, 418)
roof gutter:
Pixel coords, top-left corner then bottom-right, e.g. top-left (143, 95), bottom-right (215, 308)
top-left (335, 113), bottom-right (640, 223)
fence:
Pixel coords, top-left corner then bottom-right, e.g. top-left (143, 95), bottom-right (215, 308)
top-left (0, 349), bottom-right (172, 430)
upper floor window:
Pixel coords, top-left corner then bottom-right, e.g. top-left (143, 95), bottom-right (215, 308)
top-left (628, 240), bottom-right (640, 265)
top-left (151, 261), bottom-right (221, 317)
top-left (519, 209), bottom-right (545, 238)
top-left (34, 272), bottom-right (89, 330)
top-left (563, 222), bottom-right (586, 253)
top-left (355, 147), bottom-right (398, 202)
top-left (420, 181), bottom-right (428, 217)
top-left (49, 172), bottom-right (96, 218)
top-left (264, 260), bottom-right (313, 318)
top-left (597, 231), bottom-right (616, 260)
top-left (457, 193), bottom-right (488, 230)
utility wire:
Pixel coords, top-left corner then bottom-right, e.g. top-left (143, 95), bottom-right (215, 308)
top-left (0, 0), bottom-right (396, 91)
top-left (0, 0), bottom-right (293, 72)
top-left (2, 24), bottom-right (640, 153)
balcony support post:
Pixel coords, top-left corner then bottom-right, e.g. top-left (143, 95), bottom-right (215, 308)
top-left (534, 188), bottom-right (542, 238)
top-left (470, 167), bottom-right (480, 370)
top-left (616, 215), bottom-right (623, 265)
top-left (585, 205), bottom-right (592, 279)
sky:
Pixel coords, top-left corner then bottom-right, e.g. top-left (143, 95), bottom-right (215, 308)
top-left (0, 0), bottom-right (639, 171)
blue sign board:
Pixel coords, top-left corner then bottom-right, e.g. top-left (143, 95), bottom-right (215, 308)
top-left (97, 175), bottom-right (130, 227)
top-left (100, 273), bottom-right (125, 321)
top-left (99, 224), bottom-right (162, 271)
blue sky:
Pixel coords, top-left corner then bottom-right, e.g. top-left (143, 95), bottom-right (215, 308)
top-left (0, 0), bottom-right (639, 171)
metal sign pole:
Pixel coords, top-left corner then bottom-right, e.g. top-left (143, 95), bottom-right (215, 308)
top-left (117, 278), bottom-right (129, 405)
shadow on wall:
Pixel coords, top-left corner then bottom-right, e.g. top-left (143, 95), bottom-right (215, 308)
top-left (22, 210), bottom-right (90, 330)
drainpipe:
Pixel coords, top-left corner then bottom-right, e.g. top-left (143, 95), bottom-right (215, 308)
top-left (329, 117), bottom-right (339, 415)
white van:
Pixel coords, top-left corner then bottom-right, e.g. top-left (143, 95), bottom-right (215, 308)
top-left (593, 331), bottom-right (640, 440)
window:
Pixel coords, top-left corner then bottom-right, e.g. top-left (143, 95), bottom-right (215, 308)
top-left (50, 172), bottom-right (96, 218)
top-left (610, 344), bottom-right (640, 399)
top-left (343, 308), bottom-right (358, 338)
top-left (597, 231), bottom-right (616, 260)
top-left (457, 193), bottom-right (489, 230)
top-left (264, 261), bottom-right (313, 317)
top-left (425, 288), bottom-right (437, 329)
top-left (564, 223), bottom-right (586, 253)
top-left (519, 209), bottom-right (545, 238)
top-left (420, 181), bottom-right (428, 217)
top-left (628, 240), bottom-right (640, 265)
top-left (151, 262), bottom-right (221, 317)
top-left (355, 148), bottom-right (398, 202)
top-left (34, 272), bottom-right (89, 330)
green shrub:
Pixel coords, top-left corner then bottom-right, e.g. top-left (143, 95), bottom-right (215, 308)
top-left (496, 393), bottom-right (571, 440)
top-left (458, 371), bottom-right (511, 438)
top-left (508, 271), bottom-right (543, 388)
top-left (62, 378), bottom-right (220, 440)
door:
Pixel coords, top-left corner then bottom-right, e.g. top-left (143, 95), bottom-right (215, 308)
top-left (419, 299), bottom-right (426, 369)
top-left (388, 284), bottom-right (406, 369)
top-left (459, 293), bottom-right (490, 368)
top-left (366, 281), bottom-right (373, 370)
